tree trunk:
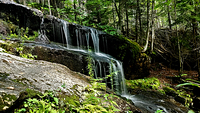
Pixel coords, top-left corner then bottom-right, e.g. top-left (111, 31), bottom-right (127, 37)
top-left (125, 1), bottom-right (129, 37)
top-left (167, 0), bottom-right (172, 29)
top-left (48, 0), bottom-right (51, 15)
top-left (192, 3), bottom-right (200, 79)
top-left (174, 0), bottom-right (183, 74)
top-left (139, 4), bottom-right (142, 44)
top-left (113, 0), bottom-right (123, 32)
top-left (142, 0), bottom-right (150, 52)
top-left (112, 1), bottom-right (116, 29)
top-left (74, 0), bottom-right (77, 21)
top-left (151, 0), bottom-right (155, 53)
top-left (136, 0), bottom-right (140, 43)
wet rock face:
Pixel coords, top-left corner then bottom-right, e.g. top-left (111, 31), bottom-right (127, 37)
top-left (31, 44), bottom-right (88, 75)
top-left (43, 16), bottom-right (150, 79)
top-left (0, 0), bottom-right (43, 31)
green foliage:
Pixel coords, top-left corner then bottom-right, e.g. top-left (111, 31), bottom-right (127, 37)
top-left (97, 24), bottom-right (118, 36)
top-left (15, 91), bottom-right (64, 113)
top-left (126, 77), bottom-right (161, 90)
top-left (155, 110), bottom-right (163, 113)
top-left (0, 93), bottom-right (17, 111)
top-left (86, 55), bottom-right (94, 80)
top-left (176, 78), bottom-right (200, 88)
top-left (176, 89), bottom-right (192, 107)
top-left (16, 45), bottom-right (37, 60)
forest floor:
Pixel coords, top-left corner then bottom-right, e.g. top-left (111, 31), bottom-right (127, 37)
top-left (148, 63), bottom-right (199, 88)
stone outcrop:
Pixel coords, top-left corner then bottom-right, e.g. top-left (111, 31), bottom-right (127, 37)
top-left (0, 51), bottom-right (90, 111)
top-left (0, 0), bottom-right (43, 31)
top-left (0, 39), bottom-right (89, 75)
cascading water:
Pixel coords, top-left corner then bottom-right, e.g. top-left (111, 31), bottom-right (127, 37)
top-left (53, 19), bottom-right (186, 113)
top-left (58, 18), bottom-right (127, 94)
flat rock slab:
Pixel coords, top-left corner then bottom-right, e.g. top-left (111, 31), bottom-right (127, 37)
top-left (0, 52), bottom-right (90, 98)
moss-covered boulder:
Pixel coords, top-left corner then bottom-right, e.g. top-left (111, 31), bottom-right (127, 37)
top-left (126, 77), bottom-right (161, 91)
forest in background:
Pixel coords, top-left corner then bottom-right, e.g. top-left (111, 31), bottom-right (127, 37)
top-left (12, 0), bottom-right (200, 78)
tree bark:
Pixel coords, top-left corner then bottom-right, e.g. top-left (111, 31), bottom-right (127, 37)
top-left (125, 1), bottom-right (129, 37)
top-left (139, 3), bottom-right (142, 44)
top-left (48, 0), bottom-right (51, 15)
top-left (174, 0), bottom-right (183, 74)
top-left (167, 0), bottom-right (172, 29)
top-left (151, 0), bottom-right (155, 53)
top-left (142, 0), bottom-right (150, 52)
top-left (112, 1), bottom-right (116, 28)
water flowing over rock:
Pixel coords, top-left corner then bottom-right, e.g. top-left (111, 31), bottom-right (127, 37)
top-left (43, 15), bottom-right (150, 79)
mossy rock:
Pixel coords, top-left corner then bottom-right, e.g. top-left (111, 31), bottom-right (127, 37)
top-left (0, 93), bottom-right (17, 111)
top-left (126, 77), bottom-right (161, 90)
top-left (163, 87), bottom-right (177, 97)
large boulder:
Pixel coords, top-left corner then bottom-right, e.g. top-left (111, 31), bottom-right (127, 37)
top-left (0, 0), bottom-right (43, 31)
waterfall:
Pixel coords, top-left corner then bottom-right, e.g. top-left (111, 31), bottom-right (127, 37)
top-left (50, 19), bottom-right (186, 113)
top-left (59, 19), bottom-right (127, 94)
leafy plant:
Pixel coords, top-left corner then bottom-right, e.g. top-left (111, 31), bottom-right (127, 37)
top-left (16, 45), bottom-right (37, 60)
top-left (155, 109), bottom-right (163, 113)
top-left (15, 91), bottom-right (64, 113)
top-left (176, 79), bottom-right (200, 88)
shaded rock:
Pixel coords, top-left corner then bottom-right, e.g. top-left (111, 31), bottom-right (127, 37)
top-left (0, 39), bottom-right (89, 75)
top-left (35, 30), bottom-right (50, 44)
top-left (0, 0), bottom-right (43, 31)
top-left (0, 21), bottom-right (8, 35)
top-left (193, 97), bottom-right (200, 111)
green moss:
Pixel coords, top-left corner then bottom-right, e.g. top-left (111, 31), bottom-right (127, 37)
top-left (126, 77), bottom-right (161, 90)
top-left (64, 95), bottom-right (80, 107)
top-left (0, 93), bottom-right (17, 111)
top-left (25, 88), bottom-right (42, 98)
top-left (118, 36), bottom-right (142, 60)
top-left (0, 72), bottom-right (9, 79)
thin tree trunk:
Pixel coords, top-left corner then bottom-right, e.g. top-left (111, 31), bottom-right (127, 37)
top-left (136, 0), bottom-right (139, 42)
top-left (125, 1), bottom-right (129, 37)
top-left (174, 0), bottom-right (182, 74)
top-left (112, 2), bottom-right (116, 29)
top-left (151, 0), bottom-right (155, 53)
top-left (192, 3), bottom-right (200, 79)
top-left (74, 0), bottom-right (77, 21)
top-left (48, 0), bottom-right (51, 15)
top-left (113, 0), bottom-right (122, 31)
top-left (142, 0), bottom-right (150, 52)
top-left (167, 0), bottom-right (172, 29)
top-left (139, 4), bottom-right (142, 44)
